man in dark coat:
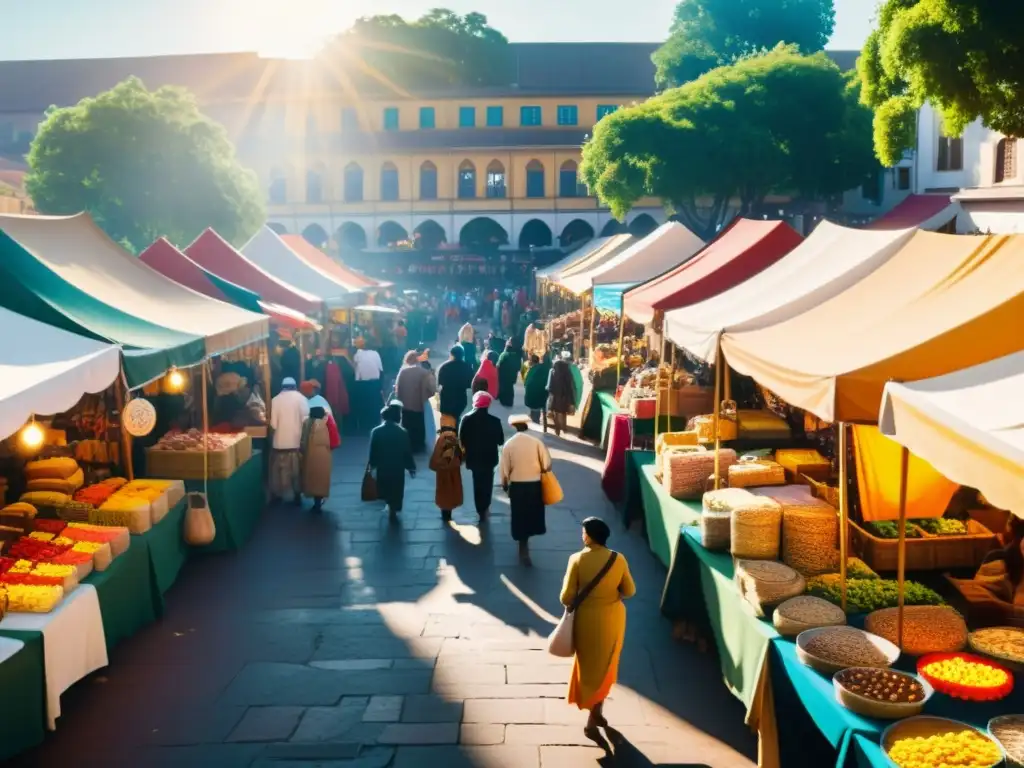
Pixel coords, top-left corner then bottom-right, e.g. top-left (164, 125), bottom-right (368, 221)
top-left (458, 391), bottom-right (505, 519)
top-left (368, 402), bottom-right (416, 516)
top-left (436, 345), bottom-right (475, 420)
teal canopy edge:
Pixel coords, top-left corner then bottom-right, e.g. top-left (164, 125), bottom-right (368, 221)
top-left (594, 282), bottom-right (638, 314)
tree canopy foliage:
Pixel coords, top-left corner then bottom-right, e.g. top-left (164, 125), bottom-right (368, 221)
top-left (26, 77), bottom-right (263, 253)
top-left (581, 46), bottom-right (876, 239)
top-left (859, 1), bottom-right (1024, 166)
top-left (653, 0), bottom-right (835, 89)
top-left (332, 9), bottom-right (510, 88)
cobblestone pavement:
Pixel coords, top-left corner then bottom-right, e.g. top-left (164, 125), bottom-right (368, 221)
top-left (18, 344), bottom-right (757, 768)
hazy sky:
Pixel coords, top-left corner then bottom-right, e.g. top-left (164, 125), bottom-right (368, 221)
top-left (1, 0), bottom-right (873, 60)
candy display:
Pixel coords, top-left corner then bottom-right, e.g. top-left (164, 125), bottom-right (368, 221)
top-left (63, 523), bottom-right (130, 557)
top-left (805, 575), bottom-right (945, 614)
top-left (918, 653), bottom-right (1014, 702)
top-left (884, 717), bottom-right (1003, 768)
top-left (3, 583), bottom-right (64, 613)
top-left (735, 559), bottom-right (805, 617)
top-left (797, 626), bottom-right (899, 674)
top-left (833, 668), bottom-right (930, 719)
top-left (988, 715), bottom-right (1024, 766)
top-left (865, 606), bottom-right (967, 656)
top-left (772, 595), bottom-right (846, 637)
top-left (970, 627), bottom-right (1024, 670)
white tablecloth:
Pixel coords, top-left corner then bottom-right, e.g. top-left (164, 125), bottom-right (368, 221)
top-left (0, 584), bottom-right (108, 728)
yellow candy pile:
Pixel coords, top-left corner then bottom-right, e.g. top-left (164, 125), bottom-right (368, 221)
top-left (9, 559), bottom-right (32, 573)
top-left (30, 563), bottom-right (75, 578)
top-left (28, 531), bottom-right (54, 542)
top-left (71, 541), bottom-right (103, 553)
top-left (4, 584), bottom-right (63, 613)
top-left (888, 729), bottom-right (1002, 768)
top-left (922, 657), bottom-right (1010, 689)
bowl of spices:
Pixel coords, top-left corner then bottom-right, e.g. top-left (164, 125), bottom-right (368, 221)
top-left (833, 667), bottom-right (932, 719)
top-left (797, 626), bottom-right (900, 675)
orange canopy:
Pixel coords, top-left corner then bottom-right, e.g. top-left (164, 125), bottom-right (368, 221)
top-left (721, 231), bottom-right (1024, 423)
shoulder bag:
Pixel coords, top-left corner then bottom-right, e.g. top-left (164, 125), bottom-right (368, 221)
top-left (360, 462), bottom-right (378, 502)
top-left (547, 551), bottom-right (618, 658)
top-left (537, 443), bottom-right (564, 506)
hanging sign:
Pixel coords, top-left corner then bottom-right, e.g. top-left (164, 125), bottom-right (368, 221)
top-left (122, 398), bottom-right (157, 437)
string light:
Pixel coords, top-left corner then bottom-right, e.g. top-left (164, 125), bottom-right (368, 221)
top-left (20, 420), bottom-right (44, 450)
top-left (166, 368), bottom-right (185, 392)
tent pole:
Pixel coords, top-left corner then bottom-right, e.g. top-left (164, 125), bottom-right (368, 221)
top-left (262, 339), bottom-right (273, 425)
top-left (299, 332), bottom-right (306, 383)
top-left (838, 422), bottom-right (848, 612)
top-left (896, 445), bottom-right (910, 650)
top-left (578, 292), bottom-right (586, 362)
top-left (616, 294), bottom-right (626, 384)
top-left (589, 289), bottom-right (598, 362)
top-left (114, 370), bottom-right (134, 482)
top-left (655, 335), bottom-right (667, 444)
top-left (202, 360), bottom-right (210, 494)
top-left (713, 339), bottom-right (722, 490)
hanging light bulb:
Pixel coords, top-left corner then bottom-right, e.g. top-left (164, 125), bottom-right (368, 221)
top-left (20, 420), bottom-right (44, 450)
top-left (166, 368), bottom-right (185, 392)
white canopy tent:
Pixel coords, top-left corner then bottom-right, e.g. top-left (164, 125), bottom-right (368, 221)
top-left (242, 227), bottom-right (356, 306)
top-left (536, 236), bottom-right (619, 281)
top-left (879, 351), bottom-right (1024, 517)
top-left (0, 307), bottom-right (121, 441)
top-left (663, 221), bottom-right (916, 363)
top-left (589, 222), bottom-right (704, 288)
top-left (548, 235), bottom-right (635, 293)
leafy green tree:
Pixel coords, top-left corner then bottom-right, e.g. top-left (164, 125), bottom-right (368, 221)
top-left (26, 77), bottom-right (263, 253)
top-left (581, 47), bottom-right (876, 239)
top-left (858, 1), bottom-right (1024, 166)
top-left (653, 0), bottom-right (835, 89)
top-left (332, 9), bottom-right (509, 88)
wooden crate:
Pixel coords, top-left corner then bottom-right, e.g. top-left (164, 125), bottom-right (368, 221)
top-left (850, 519), bottom-right (997, 573)
top-left (233, 434), bottom-right (253, 468)
top-left (145, 446), bottom-right (237, 480)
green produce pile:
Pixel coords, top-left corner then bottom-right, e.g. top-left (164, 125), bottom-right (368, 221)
top-left (913, 518), bottom-right (968, 536)
top-left (866, 520), bottom-right (922, 540)
top-left (835, 557), bottom-right (879, 580)
top-left (805, 574), bottom-right (945, 613)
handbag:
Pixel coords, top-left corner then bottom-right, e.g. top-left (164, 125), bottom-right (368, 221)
top-left (547, 552), bottom-right (619, 657)
top-left (360, 463), bottom-right (378, 502)
top-left (183, 492), bottom-right (216, 546)
top-left (537, 445), bottom-right (563, 506)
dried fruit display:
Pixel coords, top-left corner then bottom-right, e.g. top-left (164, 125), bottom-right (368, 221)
top-left (970, 627), bottom-right (1024, 669)
top-left (835, 668), bottom-right (925, 704)
top-left (918, 653), bottom-right (1014, 702)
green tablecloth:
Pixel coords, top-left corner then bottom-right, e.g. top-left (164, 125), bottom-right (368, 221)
top-left (0, 631), bottom-right (45, 761)
top-left (637, 464), bottom-right (702, 569)
top-left (185, 450), bottom-right (265, 553)
top-left (622, 450), bottom-right (654, 526)
top-left (84, 534), bottom-right (158, 652)
top-left (140, 498), bottom-right (189, 603)
top-left (584, 391), bottom-right (686, 445)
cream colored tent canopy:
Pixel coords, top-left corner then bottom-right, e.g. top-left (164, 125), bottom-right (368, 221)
top-left (242, 227), bottom-right (356, 305)
top-left (880, 351), bottom-right (1024, 517)
top-left (663, 221), bottom-right (915, 363)
top-left (722, 231), bottom-right (1024, 423)
top-left (536, 236), bottom-right (620, 281)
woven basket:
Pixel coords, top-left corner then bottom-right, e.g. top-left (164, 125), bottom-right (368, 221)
top-left (655, 431), bottom-right (699, 456)
top-left (700, 511), bottom-right (731, 551)
top-left (773, 595), bottom-right (846, 637)
top-left (735, 559), bottom-right (805, 618)
top-left (804, 474), bottom-right (840, 509)
top-left (687, 400), bottom-right (738, 443)
top-left (728, 458), bottom-right (786, 489)
top-left (662, 449), bottom-right (737, 500)
top-left (730, 497), bottom-right (783, 560)
top-left (783, 506), bottom-right (839, 576)
top-left (776, 449), bottom-right (831, 483)
top-left (655, 444), bottom-right (706, 480)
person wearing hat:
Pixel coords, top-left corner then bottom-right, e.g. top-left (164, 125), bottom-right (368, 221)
top-left (270, 377), bottom-right (310, 505)
top-left (368, 401), bottom-right (416, 516)
top-left (499, 414), bottom-right (551, 565)
top-left (429, 414), bottom-right (464, 524)
top-left (458, 391), bottom-right (505, 519)
top-left (560, 516), bottom-right (636, 738)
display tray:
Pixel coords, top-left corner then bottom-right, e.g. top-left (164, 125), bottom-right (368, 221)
top-left (850, 518), bottom-right (997, 572)
top-left (145, 436), bottom-right (252, 480)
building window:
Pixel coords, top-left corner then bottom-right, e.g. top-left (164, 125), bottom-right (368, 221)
top-left (380, 162), bottom-right (399, 201)
top-left (458, 160), bottom-right (476, 199)
top-left (459, 106), bottom-right (476, 128)
top-left (269, 170), bottom-right (287, 205)
top-left (937, 134), bottom-right (963, 172)
top-left (559, 160), bottom-right (581, 198)
top-left (420, 161), bottom-right (438, 200)
top-left (897, 166), bottom-right (911, 191)
top-left (341, 107), bottom-right (359, 132)
top-left (996, 138), bottom-right (1017, 184)
top-left (486, 160), bottom-right (507, 199)
top-left (526, 160), bottom-right (545, 198)
top-left (486, 106), bottom-right (503, 127)
top-left (306, 168), bottom-right (324, 204)
top-left (383, 107), bottom-right (400, 131)
top-left (344, 163), bottom-right (364, 203)
top-left (557, 106), bottom-right (578, 126)
top-left (419, 107), bottom-right (435, 130)
top-left (596, 105), bottom-right (618, 121)
top-left (520, 106), bottom-right (542, 127)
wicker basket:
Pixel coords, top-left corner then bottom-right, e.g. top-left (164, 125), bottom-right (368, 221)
top-left (773, 595), bottom-right (846, 637)
top-left (782, 505), bottom-right (839, 576)
top-left (803, 474), bottom-right (840, 509)
top-left (735, 559), bottom-right (805, 617)
top-left (731, 498), bottom-right (783, 560)
top-left (850, 519), bottom-right (996, 573)
top-left (736, 409), bottom-right (792, 442)
top-left (655, 431), bottom-right (699, 456)
top-left (688, 400), bottom-right (738, 443)
top-left (662, 449), bottom-right (737, 500)
top-left (776, 449), bottom-right (831, 483)
top-left (728, 458), bottom-right (786, 489)
top-left (145, 446), bottom-right (237, 480)
top-left (700, 511), bottom-right (731, 551)
top-left (655, 444), bottom-right (706, 481)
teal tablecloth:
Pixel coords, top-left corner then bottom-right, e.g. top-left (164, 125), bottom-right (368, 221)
top-left (637, 464), bottom-right (702, 569)
top-left (622, 450), bottom-right (654, 526)
top-left (84, 534), bottom-right (159, 652)
top-left (139, 498), bottom-right (189, 604)
top-left (0, 632), bottom-right (46, 761)
top-left (185, 450), bottom-right (265, 553)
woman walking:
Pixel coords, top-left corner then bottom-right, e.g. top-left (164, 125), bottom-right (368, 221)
top-left (459, 392), bottom-right (505, 519)
top-left (436, 345), bottom-right (475, 421)
top-left (547, 354), bottom-right (578, 437)
top-left (497, 341), bottom-right (522, 408)
top-left (560, 517), bottom-right (636, 738)
top-left (499, 415), bottom-right (550, 565)
top-left (473, 351), bottom-right (499, 398)
top-left (429, 416), bottom-right (464, 523)
top-left (368, 402), bottom-right (416, 516)
top-left (394, 350), bottom-right (436, 453)
top-left (524, 353), bottom-right (552, 425)
top-left (301, 406), bottom-right (336, 513)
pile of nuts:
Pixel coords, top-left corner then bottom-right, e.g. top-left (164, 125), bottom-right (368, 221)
top-left (835, 668), bottom-right (924, 704)
top-left (804, 627), bottom-right (892, 668)
top-left (865, 606), bottom-right (967, 656)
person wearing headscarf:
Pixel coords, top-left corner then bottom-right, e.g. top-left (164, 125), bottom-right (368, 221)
top-left (300, 380), bottom-right (341, 450)
top-left (301, 405), bottom-right (334, 512)
top-left (458, 391), bottom-right (505, 519)
top-left (436, 345), bottom-right (475, 420)
top-left (524, 353), bottom-right (552, 425)
top-left (394, 350), bottom-right (436, 453)
top-left (560, 517), bottom-right (635, 738)
top-left (499, 414), bottom-right (550, 565)
top-left (547, 354), bottom-right (578, 437)
top-left (473, 350), bottom-right (500, 399)
top-left (497, 340), bottom-right (522, 408)
top-left (458, 322), bottom-right (478, 368)
top-left (270, 377), bottom-right (310, 505)
top-left (429, 415), bottom-right (464, 523)
top-left (524, 321), bottom-right (547, 361)
top-left (368, 401), bottom-right (416, 516)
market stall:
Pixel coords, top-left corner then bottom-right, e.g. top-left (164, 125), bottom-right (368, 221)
top-left (279, 234), bottom-right (385, 292)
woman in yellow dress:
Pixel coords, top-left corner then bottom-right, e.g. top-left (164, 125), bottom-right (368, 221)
top-left (559, 517), bottom-right (636, 737)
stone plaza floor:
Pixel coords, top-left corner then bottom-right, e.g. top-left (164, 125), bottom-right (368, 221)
top-left (16, 356), bottom-right (758, 768)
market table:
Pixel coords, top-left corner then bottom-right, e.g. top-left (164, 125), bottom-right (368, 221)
top-left (637, 464), bottom-right (702, 569)
top-left (139, 497), bottom-right (189, 602)
top-left (0, 584), bottom-right (108, 729)
top-left (0, 635), bottom-right (46, 761)
top-left (84, 534), bottom-right (158, 652)
top-left (622, 450), bottom-right (654, 527)
top-left (185, 449), bottom-right (265, 553)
